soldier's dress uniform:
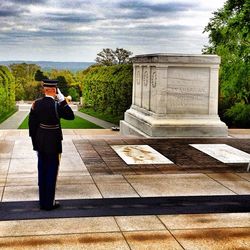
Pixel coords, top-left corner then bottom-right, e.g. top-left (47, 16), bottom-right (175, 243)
top-left (29, 80), bottom-right (74, 210)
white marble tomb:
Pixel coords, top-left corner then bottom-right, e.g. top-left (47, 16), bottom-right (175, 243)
top-left (120, 53), bottom-right (228, 137)
top-left (190, 144), bottom-right (250, 163)
top-left (111, 145), bottom-right (173, 165)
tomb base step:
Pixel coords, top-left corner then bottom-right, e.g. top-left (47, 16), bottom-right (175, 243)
top-left (120, 110), bottom-right (228, 138)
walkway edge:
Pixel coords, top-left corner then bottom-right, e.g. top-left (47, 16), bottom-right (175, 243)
top-left (75, 111), bottom-right (117, 129)
top-left (0, 111), bottom-right (29, 129)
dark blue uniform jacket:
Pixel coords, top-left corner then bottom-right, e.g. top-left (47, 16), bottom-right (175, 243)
top-left (29, 97), bottom-right (74, 154)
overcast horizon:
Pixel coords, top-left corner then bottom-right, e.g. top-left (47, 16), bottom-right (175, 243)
top-left (0, 0), bottom-right (226, 62)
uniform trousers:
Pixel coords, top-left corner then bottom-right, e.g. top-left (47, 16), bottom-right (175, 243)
top-left (37, 152), bottom-right (60, 210)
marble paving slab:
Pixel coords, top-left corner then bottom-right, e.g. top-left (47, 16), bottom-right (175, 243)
top-left (190, 144), bottom-right (250, 163)
top-left (0, 233), bottom-right (130, 250)
top-left (171, 228), bottom-right (250, 250)
top-left (125, 174), bottom-right (234, 196)
top-left (111, 145), bottom-right (173, 165)
top-left (124, 231), bottom-right (183, 250)
top-left (115, 216), bottom-right (165, 231)
top-left (0, 217), bottom-right (120, 237)
top-left (95, 182), bottom-right (139, 198)
top-left (55, 184), bottom-right (102, 199)
top-left (2, 186), bottom-right (38, 202)
top-left (158, 213), bottom-right (250, 230)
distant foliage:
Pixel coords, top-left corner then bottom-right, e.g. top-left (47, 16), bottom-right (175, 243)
top-left (68, 86), bottom-right (81, 101)
top-left (203, 0), bottom-right (250, 127)
top-left (0, 66), bottom-right (15, 116)
top-left (48, 69), bottom-right (81, 100)
top-left (35, 69), bottom-right (48, 81)
top-left (10, 63), bottom-right (41, 100)
top-left (8, 65), bottom-right (82, 102)
top-left (82, 64), bottom-right (133, 116)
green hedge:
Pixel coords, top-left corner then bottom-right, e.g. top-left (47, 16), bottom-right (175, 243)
top-left (82, 64), bottom-right (133, 117)
top-left (0, 66), bottom-right (15, 118)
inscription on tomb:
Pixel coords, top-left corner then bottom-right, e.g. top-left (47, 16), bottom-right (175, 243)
top-left (150, 67), bottom-right (157, 112)
top-left (136, 70), bottom-right (140, 85)
top-left (151, 70), bottom-right (157, 88)
top-left (167, 67), bottom-right (209, 114)
top-left (143, 70), bottom-right (148, 86)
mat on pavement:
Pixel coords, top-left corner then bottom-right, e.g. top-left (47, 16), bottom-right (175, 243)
top-left (1, 195), bottom-right (249, 221)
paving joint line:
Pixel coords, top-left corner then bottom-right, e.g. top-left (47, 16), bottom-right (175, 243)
top-left (113, 216), bottom-right (133, 250)
top-left (1, 142), bottom-right (15, 202)
top-left (235, 173), bottom-right (250, 182)
top-left (167, 229), bottom-right (186, 250)
top-left (163, 226), bottom-right (250, 232)
top-left (72, 139), bottom-right (105, 198)
top-left (122, 174), bottom-right (142, 198)
top-left (205, 173), bottom-right (239, 195)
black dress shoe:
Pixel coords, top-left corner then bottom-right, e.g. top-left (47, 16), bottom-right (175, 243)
top-left (53, 201), bottom-right (60, 209)
top-left (40, 201), bottom-right (60, 211)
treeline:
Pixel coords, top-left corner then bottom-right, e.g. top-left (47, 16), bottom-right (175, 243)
top-left (0, 61), bottom-right (133, 124)
top-left (0, 66), bottom-right (16, 119)
top-left (1, 31), bottom-right (248, 129)
top-left (5, 48), bottom-right (134, 103)
top-left (9, 63), bottom-right (82, 101)
top-left (81, 64), bottom-right (133, 117)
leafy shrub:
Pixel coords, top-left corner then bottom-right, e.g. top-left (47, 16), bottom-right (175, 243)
top-left (0, 66), bottom-right (15, 117)
top-left (224, 102), bottom-right (250, 128)
top-left (68, 86), bottom-right (80, 101)
top-left (82, 64), bottom-right (133, 117)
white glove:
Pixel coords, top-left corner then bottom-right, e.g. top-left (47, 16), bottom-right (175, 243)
top-left (57, 88), bottom-right (65, 103)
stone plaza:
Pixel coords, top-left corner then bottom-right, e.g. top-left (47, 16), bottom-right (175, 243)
top-left (0, 53), bottom-right (249, 249)
top-left (0, 128), bottom-right (249, 249)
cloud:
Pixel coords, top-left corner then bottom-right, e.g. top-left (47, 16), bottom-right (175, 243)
top-left (117, 0), bottom-right (196, 19)
top-left (0, 0), bottom-right (49, 19)
top-left (8, 0), bottom-right (47, 5)
top-left (119, 1), bottom-right (195, 12)
top-left (47, 13), bottom-right (103, 24)
top-left (0, 1), bottom-right (29, 17)
top-left (0, 0), bottom-right (226, 61)
top-left (0, 9), bottom-right (23, 17)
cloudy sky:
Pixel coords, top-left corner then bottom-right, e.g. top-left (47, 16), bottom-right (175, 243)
top-left (0, 0), bottom-right (226, 62)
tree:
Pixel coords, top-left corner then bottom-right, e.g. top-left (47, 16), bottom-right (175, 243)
top-left (35, 69), bottom-right (48, 81)
top-left (114, 48), bottom-right (133, 64)
top-left (47, 69), bottom-right (80, 96)
top-left (57, 76), bottom-right (69, 96)
top-left (95, 48), bottom-right (133, 66)
top-left (48, 69), bottom-right (75, 85)
top-left (68, 86), bottom-right (80, 101)
top-left (10, 63), bottom-right (40, 101)
top-left (95, 48), bottom-right (116, 66)
top-left (203, 0), bottom-right (250, 127)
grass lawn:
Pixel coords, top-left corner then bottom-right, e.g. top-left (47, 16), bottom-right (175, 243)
top-left (19, 115), bottom-right (102, 129)
top-left (0, 108), bottom-right (17, 124)
top-left (79, 107), bottom-right (123, 125)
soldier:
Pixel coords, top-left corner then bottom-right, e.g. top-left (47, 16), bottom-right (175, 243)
top-left (29, 79), bottom-right (74, 210)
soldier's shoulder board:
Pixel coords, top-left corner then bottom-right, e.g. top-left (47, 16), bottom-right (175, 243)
top-left (31, 101), bottom-right (36, 110)
top-left (31, 98), bottom-right (43, 110)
